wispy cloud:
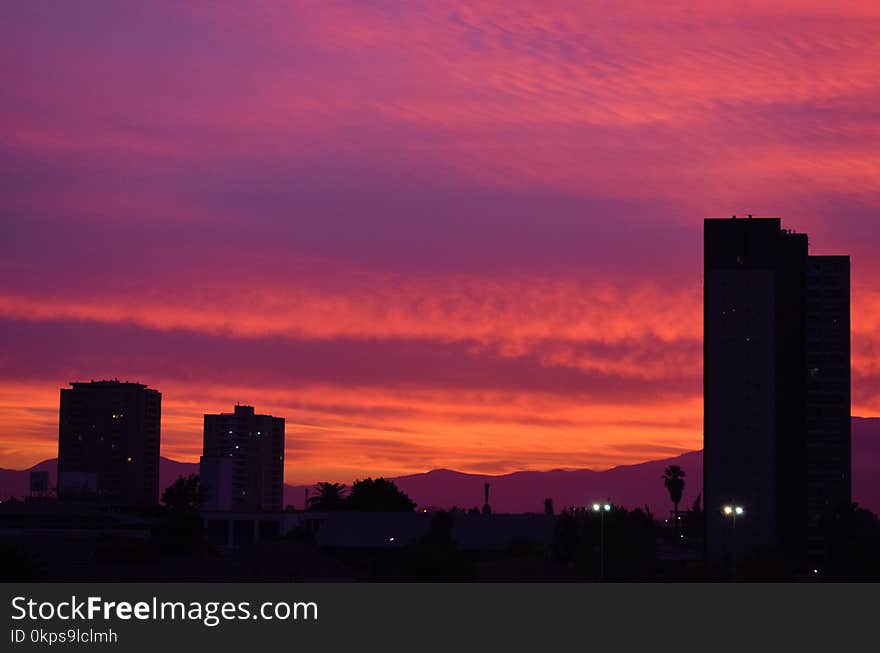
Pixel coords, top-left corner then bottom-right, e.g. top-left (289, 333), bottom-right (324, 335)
top-left (1, 1), bottom-right (878, 478)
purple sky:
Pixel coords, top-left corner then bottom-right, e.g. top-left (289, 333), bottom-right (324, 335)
top-left (2, 1), bottom-right (880, 483)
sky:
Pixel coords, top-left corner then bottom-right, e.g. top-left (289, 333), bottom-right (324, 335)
top-left (2, 1), bottom-right (880, 484)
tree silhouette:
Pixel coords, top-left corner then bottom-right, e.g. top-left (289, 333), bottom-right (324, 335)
top-left (307, 482), bottom-right (348, 511)
top-left (157, 474), bottom-right (205, 554)
top-left (347, 477), bottom-right (416, 512)
top-left (364, 511), bottom-right (474, 581)
top-left (552, 506), bottom-right (656, 580)
top-left (552, 510), bottom-right (579, 566)
top-left (820, 502), bottom-right (880, 580)
top-left (687, 492), bottom-right (703, 538)
top-left (161, 474), bottom-right (204, 513)
top-left (662, 465), bottom-right (686, 531)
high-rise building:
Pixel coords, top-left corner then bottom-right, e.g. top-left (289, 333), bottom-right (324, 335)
top-left (200, 405), bottom-right (285, 512)
top-left (57, 380), bottom-right (161, 506)
top-left (704, 217), bottom-right (850, 568)
top-left (806, 256), bottom-right (852, 560)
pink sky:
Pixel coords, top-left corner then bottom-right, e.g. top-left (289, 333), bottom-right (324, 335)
top-left (2, 2), bottom-right (880, 484)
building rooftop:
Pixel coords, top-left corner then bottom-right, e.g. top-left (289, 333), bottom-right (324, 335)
top-left (68, 379), bottom-right (150, 389)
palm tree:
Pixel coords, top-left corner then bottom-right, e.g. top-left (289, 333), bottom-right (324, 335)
top-left (307, 482), bottom-right (347, 511)
top-left (662, 465), bottom-right (686, 531)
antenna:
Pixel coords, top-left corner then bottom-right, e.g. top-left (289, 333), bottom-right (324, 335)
top-left (482, 483), bottom-right (492, 515)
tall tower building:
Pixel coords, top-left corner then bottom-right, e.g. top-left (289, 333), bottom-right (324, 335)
top-left (57, 380), bottom-right (161, 506)
top-left (806, 256), bottom-right (852, 560)
top-left (703, 217), bottom-right (850, 568)
top-left (201, 405), bottom-right (285, 512)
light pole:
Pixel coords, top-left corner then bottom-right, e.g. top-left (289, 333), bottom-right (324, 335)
top-left (592, 501), bottom-right (612, 581)
top-left (722, 504), bottom-right (744, 581)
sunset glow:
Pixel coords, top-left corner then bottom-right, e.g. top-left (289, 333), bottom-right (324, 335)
top-left (2, 2), bottom-right (880, 484)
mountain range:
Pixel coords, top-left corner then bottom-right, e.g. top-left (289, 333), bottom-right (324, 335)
top-left (3, 417), bottom-right (877, 516)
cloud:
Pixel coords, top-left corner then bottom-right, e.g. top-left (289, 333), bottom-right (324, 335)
top-left (1, 1), bottom-right (878, 479)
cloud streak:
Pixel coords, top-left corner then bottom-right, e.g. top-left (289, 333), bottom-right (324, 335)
top-left (1, 1), bottom-right (879, 480)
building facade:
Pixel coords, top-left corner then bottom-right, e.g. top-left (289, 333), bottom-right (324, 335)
top-left (57, 380), bottom-right (161, 506)
top-left (201, 405), bottom-right (285, 512)
top-left (704, 217), bottom-right (850, 568)
top-left (805, 256), bottom-right (852, 560)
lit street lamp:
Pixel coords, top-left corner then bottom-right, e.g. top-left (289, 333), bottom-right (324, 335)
top-left (592, 501), bottom-right (612, 581)
top-left (722, 504), bottom-right (745, 581)
top-left (723, 505), bottom-right (744, 517)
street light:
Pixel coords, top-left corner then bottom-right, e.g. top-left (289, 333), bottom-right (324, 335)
top-left (722, 504), bottom-right (745, 581)
top-left (592, 500), bottom-right (612, 581)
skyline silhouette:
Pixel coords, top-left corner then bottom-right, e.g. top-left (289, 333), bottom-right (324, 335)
top-left (6, 416), bottom-right (880, 518)
top-left (0, 217), bottom-right (865, 582)
top-left (5, 0), bottom-right (880, 589)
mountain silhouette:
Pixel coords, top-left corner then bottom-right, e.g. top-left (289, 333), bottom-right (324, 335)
top-left (345, 451), bottom-right (703, 518)
top-left (0, 456), bottom-right (201, 503)
top-left (3, 417), bottom-right (878, 515)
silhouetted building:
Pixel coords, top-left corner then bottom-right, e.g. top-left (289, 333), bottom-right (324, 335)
top-left (806, 256), bottom-right (851, 560)
top-left (201, 405), bottom-right (284, 512)
top-left (200, 455), bottom-right (234, 511)
top-left (704, 217), bottom-right (850, 568)
top-left (29, 470), bottom-right (50, 497)
top-left (57, 380), bottom-right (161, 506)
